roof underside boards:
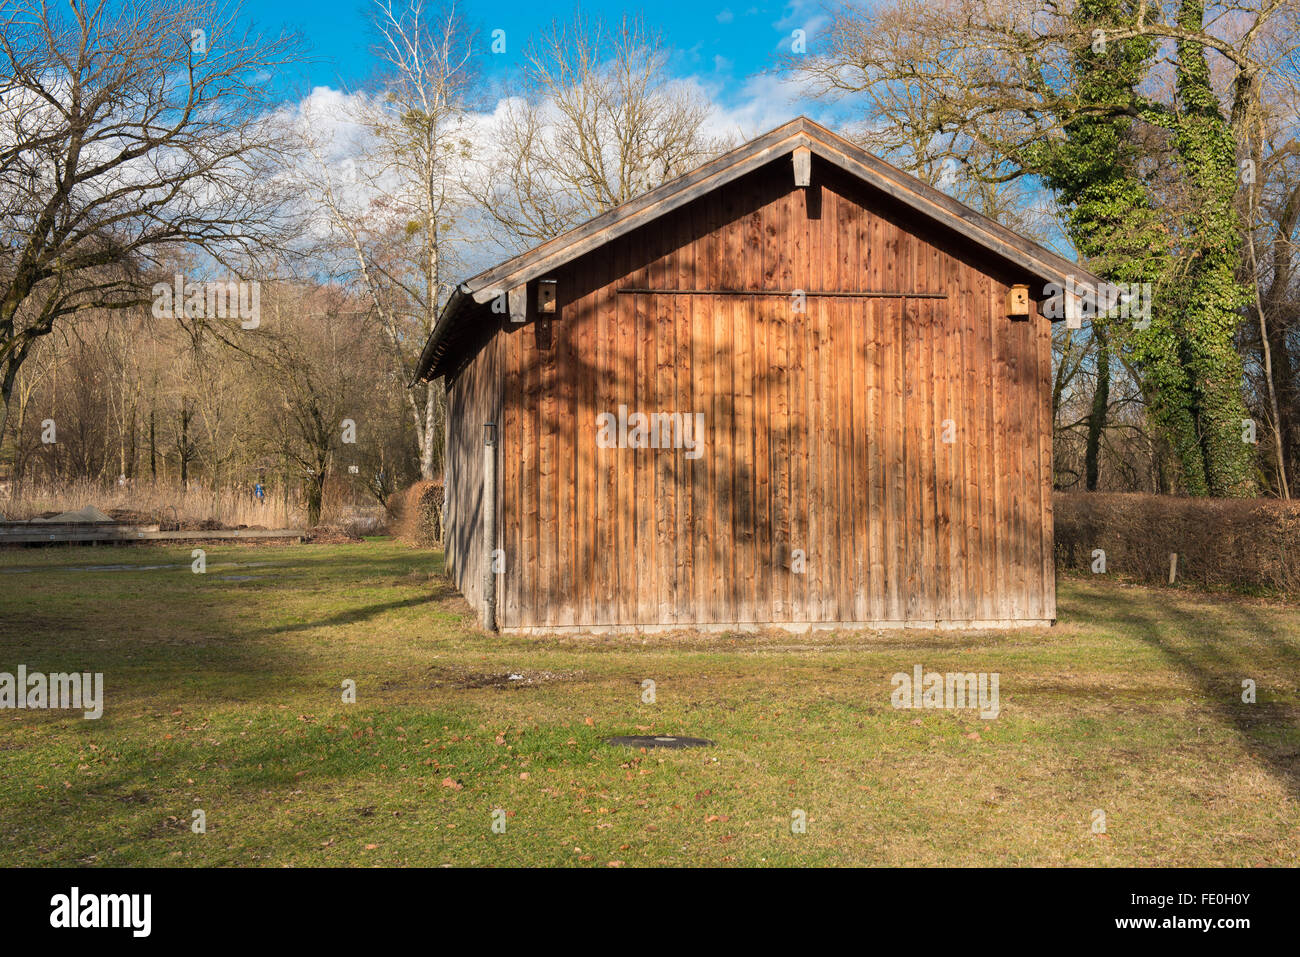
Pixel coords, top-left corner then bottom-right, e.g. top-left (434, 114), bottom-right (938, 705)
top-left (415, 116), bottom-right (1099, 383)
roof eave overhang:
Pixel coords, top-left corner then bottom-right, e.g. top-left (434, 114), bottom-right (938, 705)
top-left (412, 284), bottom-right (470, 385)
top-left (415, 117), bottom-right (1102, 382)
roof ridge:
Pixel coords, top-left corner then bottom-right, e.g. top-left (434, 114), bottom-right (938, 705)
top-left (416, 116), bottom-right (1097, 382)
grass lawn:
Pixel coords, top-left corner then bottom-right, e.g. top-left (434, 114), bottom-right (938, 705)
top-left (1, 538), bottom-right (1297, 867)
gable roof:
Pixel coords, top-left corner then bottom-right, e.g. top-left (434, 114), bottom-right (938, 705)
top-left (415, 115), bottom-right (1098, 382)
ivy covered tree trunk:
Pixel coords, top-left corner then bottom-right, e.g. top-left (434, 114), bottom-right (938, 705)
top-left (1040, 0), bottom-right (1193, 491)
top-left (1132, 321), bottom-right (1211, 495)
top-left (1043, 0), bottom-right (1254, 497)
top-left (1170, 0), bottom-right (1254, 496)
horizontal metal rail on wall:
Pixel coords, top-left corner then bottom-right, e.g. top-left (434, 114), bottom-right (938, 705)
top-left (615, 288), bottom-right (948, 299)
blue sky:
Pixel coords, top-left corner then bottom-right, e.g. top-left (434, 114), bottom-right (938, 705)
top-left (235, 0), bottom-right (1073, 282)
top-left (241, 0), bottom-right (840, 130)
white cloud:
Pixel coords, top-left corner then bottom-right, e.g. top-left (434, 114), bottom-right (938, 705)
top-left (289, 67), bottom-right (832, 203)
top-left (692, 71), bottom-right (836, 140)
top-left (281, 61), bottom-right (841, 276)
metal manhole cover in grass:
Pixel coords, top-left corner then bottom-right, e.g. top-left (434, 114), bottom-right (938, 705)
top-left (605, 735), bottom-right (713, 749)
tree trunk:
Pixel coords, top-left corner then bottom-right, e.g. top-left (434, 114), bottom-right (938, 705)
top-left (1267, 315), bottom-right (1298, 492)
top-left (0, 350), bottom-right (20, 452)
top-left (1172, 0), bottom-right (1254, 496)
top-left (305, 471), bottom-right (324, 527)
top-left (127, 402), bottom-right (137, 480)
top-left (179, 400), bottom-right (191, 490)
top-left (420, 380), bottom-right (437, 480)
top-left (0, 391), bottom-right (10, 462)
top-left (1085, 327), bottom-right (1110, 491)
top-left (1247, 222), bottom-right (1291, 498)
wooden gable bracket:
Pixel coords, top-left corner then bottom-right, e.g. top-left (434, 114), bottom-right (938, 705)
top-left (792, 145), bottom-right (812, 188)
top-left (1065, 290), bottom-right (1084, 329)
top-left (507, 284), bottom-right (527, 323)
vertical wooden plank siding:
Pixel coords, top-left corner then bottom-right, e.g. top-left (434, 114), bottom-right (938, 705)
top-left (447, 160), bottom-right (1056, 630)
top-left (443, 328), bottom-right (503, 621)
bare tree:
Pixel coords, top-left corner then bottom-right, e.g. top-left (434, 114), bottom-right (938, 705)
top-left (467, 12), bottom-right (727, 250)
top-left (0, 0), bottom-right (304, 439)
top-left (250, 284), bottom-right (388, 527)
top-left (301, 0), bottom-right (473, 481)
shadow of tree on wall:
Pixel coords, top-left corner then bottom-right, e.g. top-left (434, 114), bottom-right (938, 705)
top-left (470, 157), bottom-right (1053, 630)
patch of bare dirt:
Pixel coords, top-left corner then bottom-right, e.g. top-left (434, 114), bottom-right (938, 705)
top-left (421, 665), bottom-right (584, 690)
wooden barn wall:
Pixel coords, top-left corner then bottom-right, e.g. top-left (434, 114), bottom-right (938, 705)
top-left (443, 327), bottom-right (503, 622)
top-left (491, 156), bottom-right (1054, 630)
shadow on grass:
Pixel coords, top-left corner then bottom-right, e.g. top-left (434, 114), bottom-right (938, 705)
top-left (4, 544), bottom-right (460, 712)
top-left (246, 586), bottom-right (459, 639)
top-left (4, 544), bottom-right (464, 863)
top-left (1078, 585), bottom-right (1300, 798)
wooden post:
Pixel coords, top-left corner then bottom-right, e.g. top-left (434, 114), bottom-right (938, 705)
top-left (1168, 552), bottom-right (1178, 585)
top-left (483, 422), bottom-right (498, 631)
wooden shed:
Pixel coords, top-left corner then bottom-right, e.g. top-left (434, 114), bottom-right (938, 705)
top-left (414, 117), bottom-right (1098, 633)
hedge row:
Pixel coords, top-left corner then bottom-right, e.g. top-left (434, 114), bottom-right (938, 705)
top-left (386, 484), bottom-right (1297, 594)
top-left (1054, 492), bottom-right (1300, 594)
